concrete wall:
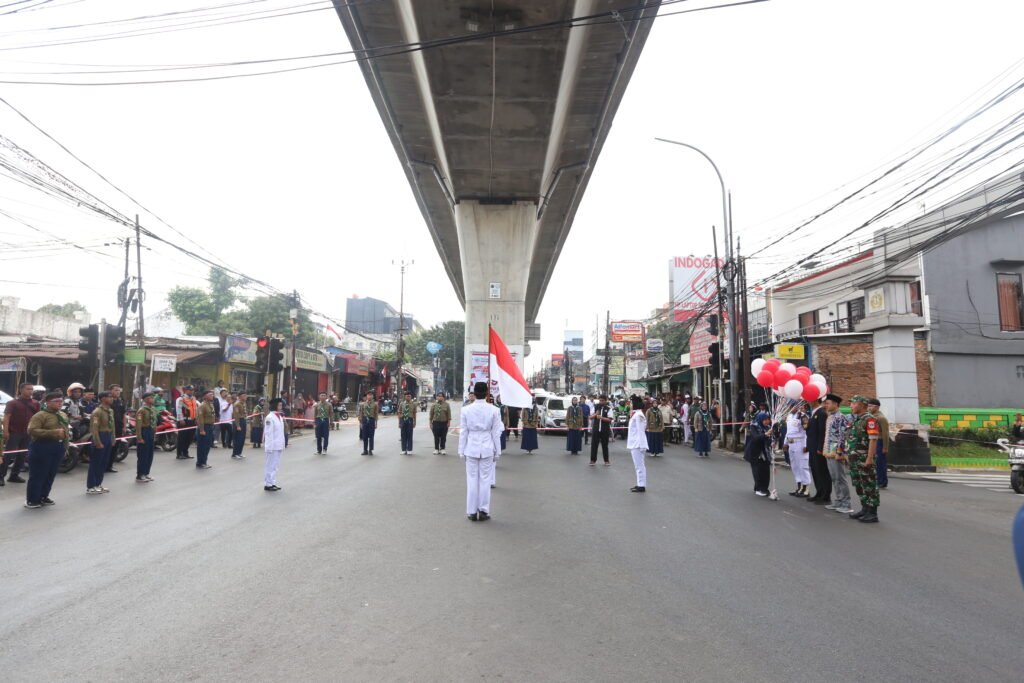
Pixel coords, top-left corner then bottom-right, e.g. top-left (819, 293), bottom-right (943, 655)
top-left (0, 296), bottom-right (90, 341)
top-left (811, 334), bottom-right (932, 405)
top-left (923, 216), bottom-right (1024, 407)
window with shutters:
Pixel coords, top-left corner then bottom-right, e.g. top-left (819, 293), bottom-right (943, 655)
top-left (996, 273), bottom-right (1024, 331)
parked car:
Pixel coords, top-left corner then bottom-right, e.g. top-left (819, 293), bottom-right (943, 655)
top-left (542, 395), bottom-right (580, 433)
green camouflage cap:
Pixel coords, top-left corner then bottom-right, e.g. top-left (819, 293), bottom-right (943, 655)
top-left (850, 395), bottom-right (869, 404)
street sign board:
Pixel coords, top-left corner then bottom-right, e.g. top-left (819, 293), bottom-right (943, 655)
top-left (123, 348), bottom-right (146, 365)
top-left (151, 355), bottom-right (177, 373)
top-left (610, 321), bottom-right (644, 343)
top-left (774, 343), bottom-right (805, 360)
top-left (669, 255), bottom-right (723, 322)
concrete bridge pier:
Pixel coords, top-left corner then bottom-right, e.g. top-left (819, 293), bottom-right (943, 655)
top-left (457, 200), bottom-right (538, 392)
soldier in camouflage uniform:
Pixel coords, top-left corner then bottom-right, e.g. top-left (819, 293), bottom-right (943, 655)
top-left (845, 395), bottom-right (880, 523)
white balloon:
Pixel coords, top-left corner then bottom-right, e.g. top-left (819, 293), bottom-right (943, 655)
top-left (810, 373), bottom-right (826, 386)
top-left (783, 378), bottom-right (804, 399)
top-left (779, 362), bottom-right (797, 375)
top-left (751, 358), bottom-right (766, 376)
top-left (812, 380), bottom-right (828, 396)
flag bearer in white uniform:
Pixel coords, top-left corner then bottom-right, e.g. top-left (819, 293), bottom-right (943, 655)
top-left (786, 402), bottom-right (812, 497)
top-left (459, 382), bottom-right (504, 522)
top-left (627, 405), bottom-right (648, 493)
top-left (263, 398), bottom-right (286, 492)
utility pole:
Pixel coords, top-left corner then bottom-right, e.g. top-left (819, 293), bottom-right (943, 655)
top-left (711, 225), bottom-right (725, 438)
top-left (739, 242), bottom-right (753, 411)
top-left (725, 193), bottom-right (740, 450)
top-left (602, 310), bottom-right (610, 396)
top-left (393, 259), bottom-right (413, 395)
top-left (289, 290), bottom-right (299, 400)
top-left (98, 318), bottom-right (107, 391)
top-left (133, 216), bottom-right (146, 407)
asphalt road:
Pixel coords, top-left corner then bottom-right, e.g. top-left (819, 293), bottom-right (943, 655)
top-left (1, 411), bottom-right (1020, 682)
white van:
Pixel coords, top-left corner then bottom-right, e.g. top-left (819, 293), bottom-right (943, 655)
top-left (542, 394), bottom-right (580, 431)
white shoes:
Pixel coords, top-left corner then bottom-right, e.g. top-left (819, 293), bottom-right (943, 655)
top-left (441, 450), bottom-right (447, 455)
top-left (432, 449), bottom-right (439, 455)
top-left (835, 506), bottom-right (853, 514)
top-left (87, 487), bottom-right (102, 495)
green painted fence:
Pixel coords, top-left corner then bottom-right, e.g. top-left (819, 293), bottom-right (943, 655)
top-left (919, 408), bottom-right (1023, 430)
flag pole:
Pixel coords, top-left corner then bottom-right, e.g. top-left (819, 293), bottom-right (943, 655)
top-left (487, 323), bottom-right (492, 399)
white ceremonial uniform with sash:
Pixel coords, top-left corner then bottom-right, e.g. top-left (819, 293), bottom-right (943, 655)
top-left (458, 399), bottom-right (504, 516)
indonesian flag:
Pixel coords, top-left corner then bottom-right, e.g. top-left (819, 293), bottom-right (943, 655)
top-left (489, 327), bottom-right (532, 408)
top-left (326, 324), bottom-right (342, 339)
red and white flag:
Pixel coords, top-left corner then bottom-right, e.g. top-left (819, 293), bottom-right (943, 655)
top-left (488, 327), bottom-right (532, 408)
top-left (326, 324), bottom-right (342, 339)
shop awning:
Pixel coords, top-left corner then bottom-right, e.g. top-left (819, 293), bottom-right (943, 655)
top-left (145, 348), bottom-right (220, 364)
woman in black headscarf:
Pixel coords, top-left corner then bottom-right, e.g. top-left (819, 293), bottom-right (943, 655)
top-left (743, 411), bottom-right (773, 497)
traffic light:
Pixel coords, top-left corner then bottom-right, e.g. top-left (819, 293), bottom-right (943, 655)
top-left (78, 324), bottom-right (98, 366)
top-left (708, 342), bottom-right (721, 375)
top-left (255, 336), bottom-right (270, 372)
top-left (104, 324), bottom-right (126, 365)
top-left (268, 337), bottom-right (285, 373)
top-left (707, 314), bottom-right (720, 336)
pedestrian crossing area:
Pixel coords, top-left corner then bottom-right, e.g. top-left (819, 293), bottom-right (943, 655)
top-left (903, 471), bottom-right (1016, 494)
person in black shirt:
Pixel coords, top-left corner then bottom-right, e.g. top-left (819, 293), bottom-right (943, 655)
top-left (590, 395), bottom-right (613, 466)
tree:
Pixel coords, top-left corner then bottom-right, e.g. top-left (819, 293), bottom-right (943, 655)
top-left (167, 268), bottom-right (314, 343)
top-left (647, 316), bottom-right (691, 365)
top-left (37, 301), bottom-right (87, 317)
top-left (405, 320), bottom-right (465, 394)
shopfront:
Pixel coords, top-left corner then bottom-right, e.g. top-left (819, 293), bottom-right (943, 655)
top-left (285, 346), bottom-right (328, 401)
top-left (221, 335), bottom-right (265, 396)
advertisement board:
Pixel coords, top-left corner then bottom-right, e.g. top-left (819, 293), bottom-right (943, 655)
top-left (610, 321), bottom-right (644, 343)
top-left (550, 353), bottom-right (564, 368)
top-left (563, 330), bottom-right (584, 363)
top-left (151, 355), bottom-right (177, 373)
top-left (223, 335), bottom-right (257, 365)
top-left (688, 318), bottom-right (715, 368)
top-left (468, 350), bottom-right (519, 400)
top-left (669, 255), bottom-right (723, 323)
top-left (646, 338), bottom-right (664, 354)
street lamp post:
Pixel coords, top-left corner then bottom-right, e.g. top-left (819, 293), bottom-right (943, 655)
top-left (393, 259), bottom-right (413, 396)
top-left (655, 137), bottom-right (739, 449)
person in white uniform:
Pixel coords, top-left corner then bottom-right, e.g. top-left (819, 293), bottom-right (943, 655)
top-left (459, 382), bottom-right (504, 522)
top-left (682, 397), bottom-right (692, 444)
top-left (627, 404), bottom-right (648, 493)
top-left (262, 398), bottom-right (286, 492)
top-left (785, 402), bottom-right (812, 497)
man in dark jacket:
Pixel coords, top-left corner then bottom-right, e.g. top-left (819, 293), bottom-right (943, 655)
top-left (805, 397), bottom-right (831, 504)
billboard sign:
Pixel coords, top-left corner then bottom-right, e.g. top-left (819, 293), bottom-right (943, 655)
top-left (610, 321), bottom-right (644, 343)
top-left (646, 338), bottom-right (664, 354)
top-left (669, 255), bottom-right (723, 323)
top-left (688, 317), bottom-right (716, 368)
top-left (223, 335), bottom-right (257, 365)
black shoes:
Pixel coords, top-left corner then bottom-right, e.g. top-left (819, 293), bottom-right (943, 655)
top-left (477, 511), bottom-right (490, 521)
top-left (8, 475), bottom-right (25, 484)
top-left (105, 468), bottom-right (117, 473)
top-left (264, 484), bottom-right (281, 492)
top-left (858, 506), bottom-right (879, 523)
top-left (41, 497), bottom-right (55, 505)
top-left (468, 512), bottom-right (479, 521)
top-left (814, 498), bottom-right (831, 506)
top-left (361, 451), bottom-right (368, 456)
top-left (630, 486), bottom-right (646, 493)
top-left (848, 507), bottom-right (866, 519)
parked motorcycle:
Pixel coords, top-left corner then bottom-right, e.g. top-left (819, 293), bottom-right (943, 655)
top-left (59, 417), bottom-right (92, 473)
top-left (420, 397), bottom-right (428, 412)
top-left (380, 398), bottom-right (396, 415)
top-left (998, 438), bottom-right (1024, 494)
top-left (153, 410), bottom-right (179, 451)
top-left (334, 404), bottom-right (349, 422)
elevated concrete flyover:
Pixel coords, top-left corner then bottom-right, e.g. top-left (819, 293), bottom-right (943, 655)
top-left (333, 0), bottom-right (661, 379)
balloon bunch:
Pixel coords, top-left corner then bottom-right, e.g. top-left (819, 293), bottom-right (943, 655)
top-left (751, 358), bottom-right (828, 402)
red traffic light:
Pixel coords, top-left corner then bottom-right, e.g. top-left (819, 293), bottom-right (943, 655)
top-left (257, 337), bottom-right (269, 349)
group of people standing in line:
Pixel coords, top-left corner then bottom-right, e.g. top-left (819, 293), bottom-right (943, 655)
top-left (743, 393), bottom-right (889, 524)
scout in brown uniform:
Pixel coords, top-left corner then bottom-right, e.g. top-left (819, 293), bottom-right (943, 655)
top-left (135, 392), bottom-right (158, 482)
top-left (360, 390), bottom-right (378, 455)
top-left (398, 391), bottom-right (417, 455)
top-left (231, 392), bottom-right (248, 459)
top-left (196, 390), bottom-right (217, 469)
top-left (429, 393), bottom-right (451, 454)
top-left (314, 392), bottom-right (332, 455)
top-left (87, 391), bottom-right (115, 494)
top-left (565, 396), bottom-right (585, 455)
top-left (24, 392), bottom-right (68, 508)
top-left (645, 401), bottom-right (665, 456)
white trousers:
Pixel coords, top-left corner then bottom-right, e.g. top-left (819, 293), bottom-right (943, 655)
top-left (683, 423), bottom-right (692, 443)
top-left (788, 437), bottom-right (811, 485)
top-left (465, 456), bottom-right (494, 515)
top-left (630, 448), bottom-right (647, 487)
top-left (264, 449), bottom-right (282, 486)
top-left (490, 459), bottom-right (497, 487)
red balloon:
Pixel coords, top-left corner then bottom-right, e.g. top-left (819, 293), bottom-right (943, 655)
top-left (773, 369), bottom-right (793, 387)
top-left (794, 367), bottom-right (812, 377)
top-left (801, 383), bottom-right (821, 402)
top-left (757, 370), bottom-right (775, 388)
top-left (763, 359), bottom-right (781, 371)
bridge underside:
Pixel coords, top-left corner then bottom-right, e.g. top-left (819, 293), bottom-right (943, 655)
top-left (334, 0), bottom-right (660, 383)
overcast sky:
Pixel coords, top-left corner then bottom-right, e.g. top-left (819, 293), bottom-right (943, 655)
top-left (1, 0), bottom-right (1022, 375)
